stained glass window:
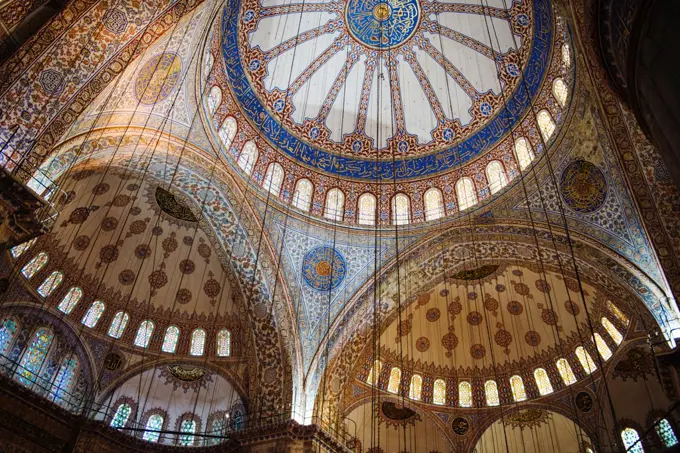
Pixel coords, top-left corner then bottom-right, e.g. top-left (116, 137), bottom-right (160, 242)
top-left (576, 346), bottom-right (597, 374)
top-left (456, 178), bottom-right (477, 211)
top-left (409, 374), bottom-right (422, 400)
top-left (37, 271), bottom-right (63, 297)
top-left (510, 375), bottom-right (527, 402)
top-left (111, 404), bottom-right (132, 429)
top-left (486, 160), bottom-right (508, 194)
top-left (219, 117), bottom-right (237, 150)
top-left (459, 381), bottom-right (472, 407)
top-left (537, 110), bottom-right (556, 143)
top-left (49, 355), bottom-right (79, 403)
top-left (391, 193), bottom-right (411, 225)
top-left (217, 329), bottom-right (231, 357)
top-left (108, 312), bottom-right (129, 339)
top-left (601, 317), bottom-right (623, 345)
top-left (534, 368), bottom-right (554, 395)
top-left (237, 141), bottom-right (258, 175)
top-left (424, 188), bottom-right (445, 221)
top-left (656, 419), bottom-right (678, 447)
top-left (562, 43), bottom-right (571, 68)
top-left (21, 252), bottom-right (48, 279)
top-left (178, 419), bottom-right (197, 446)
top-left (293, 179), bottom-right (313, 212)
top-left (143, 414), bottom-right (164, 442)
top-left (553, 78), bottom-right (568, 107)
top-left (0, 318), bottom-right (18, 356)
top-left (387, 367), bottom-right (401, 394)
top-left (204, 50), bottom-right (214, 76)
top-left (58, 287), bottom-right (83, 314)
top-left (358, 193), bottom-right (377, 225)
top-left (593, 333), bottom-right (612, 360)
top-left (514, 137), bottom-right (535, 171)
top-left (325, 188), bottom-right (345, 222)
top-left (606, 300), bottom-right (629, 325)
top-left (81, 301), bottom-right (105, 328)
top-left (208, 86), bottom-right (222, 115)
top-left (16, 327), bottom-right (54, 387)
top-left (433, 379), bottom-right (446, 405)
top-left (208, 418), bottom-right (226, 445)
top-left (485, 380), bottom-right (500, 406)
top-left (162, 326), bottom-right (180, 354)
top-left (263, 163), bottom-right (284, 196)
top-left (556, 358), bottom-right (577, 385)
top-left (190, 328), bottom-right (206, 356)
top-left (11, 238), bottom-right (37, 258)
top-left (366, 360), bottom-right (382, 386)
top-left (134, 320), bottom-right (155, 348)
top-left (621, 427), bottom-right (644, 453)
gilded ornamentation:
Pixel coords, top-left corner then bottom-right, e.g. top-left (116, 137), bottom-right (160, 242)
top-left (575, 391), bottom-right (593, 412)
top-left (560, 160), bottom-right (608, 213)
top-left (135, 53), bottom-right (183, 105)
top-left (452, 417), bottom-right (469, 436)
top-left (505, 409), bottom-right (551, 429)
top-left (154, 187), bottom-right (198, 223)
top-left (450, 265), bottom-right (500, 281)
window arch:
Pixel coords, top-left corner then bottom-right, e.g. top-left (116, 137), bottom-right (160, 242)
top-left (58, 287), bottom-right (83, 314)
top-left (108, 311), bottom-right (129, 339)
top-left (219, 117), bottom-right (237, 150)
top-left (37, 271), bottom-right (63, 297)
top-left (606, 300), bottom-right (629, 325)
top-left (366, 360), bottom-right (382, 386)
top-left (433, 379), bottom-right (446, 405)
top-left (409, 374), bottom-right (422, 400)
top-left (391, 193), bottom-right (411, 225)
top-left (486, 160), bottom-right (508, 194)
top-left (424, 188), bottom-right (445, 221)
top-left (49, 354), bottom-right (79, 404)
top-left (21, 252), bottom-right (48, 279)
top-left (206, 415), bottom-right (226, 445)
top-left (217, 329), bottom-right (231, 357)
top-left (358, 193), bottom-right (377, 225)
top-left (324, 188), bottom-right (345, 222)
top-left (514, 137), bottom-right (535, 171)
top-left (509, 375), bottom-right (527, 402)
top-left (263, 162), bottom-right (284, 196)
top-left (11, 238), bottom-right (37, 258)
top-left (562, 43), bottom-right (571, 68)
top-left (534, 368), bottom-right (554, 395)
top-left (134, 320), bottom-right (155, 348)
top-left (485, 380), bottom-right (500, 406)
top-left (81, 301), bottom-right (105, 328)
top-left (203, 50), bottom-right (214, 76)
top-left (553, 78), bottom-right (568, 107)
top-left (456, 177), bottom-right (477, 211)
top-left (593, 333), bottom-right (612, 360)
top-left (143, 414), bottom-right (164, 443)
top-left (178, 418), bottom-right (197, 446)
top-left (237, 141), bottom-right (258, 175)
top-left (459, 381), bottom-right (472, 407)
top-left (207, 86), bottom-right (222, 115)
top-left (537, 110), bottom-right (556, 142)
top-left (0, 317), bottom-right (19, 356)
top-left (190, 328), bottom-right (206, 356)
top-left (601, 317), bottom-right (623, 345)
top-left (293, 178), bottom-right (313, 212)
top-left (16, 327), bottom-right (54, 387)
top-left (656, 419), bottom-right (679, 447)
top-left (110, 403), bottom-right (132, 429)
top-left (162, 326), bottom-right (180, 354)
top-left (575, 346), bottom-right (597, 374)
top-left (556, 358), bottom-right (577, 385)
top-left (621, 427), bottom-right (644, 453)
top-left (387, 367), bottom-right (401, 394)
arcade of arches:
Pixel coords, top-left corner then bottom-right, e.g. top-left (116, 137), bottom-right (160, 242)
top-left (0, 0), bottom-right (679, 452)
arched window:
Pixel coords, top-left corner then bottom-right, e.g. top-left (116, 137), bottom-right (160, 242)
top-left (16, 327), bottom-right (54, 387)
top-left (593, 333), bottom-right (612, 360)
top-left (556, 358), bottom-right (577, 385)
top-left (81, 301), bottom-right (105, 328)
top-left (510, 375), bottom-right (527, 402)
top-left (366, 360), bottom-right (382, 386)
top-left (58, 287), bottom-right (83, 314)
top-left (514, 137), bottom-right (535, 171)
top-left (391, 193), bottom-right (411, 225)
top-left (108, 311), bottom-right (129, 339)
top-left (537, 110), bottom-right (556, 143)
top-left (293, 179), bottom-right (313, 212)
top-left (409, 374), bottom-right (422, 400)
top-left (534, 368), bottom-right (554, 395)
top-left (110, 404), bottom-right (132, 429)
top-left (143, 414), bottom-right (164, 443)
top-left (358, 193), bottom-right (377, 225)
top-left (162, 326), bottom-right (180, 354)
top-left (203, 50), bottom-right (214, 76)
top-left (190, 328), bottom-right (206, 356)
top-left (424, 188), bottom-right (445, 221)
top-left (485, 380), bottom-right (500, 406)
top-left (553, 78), bottom-right (568, 107)
top-left (178, 418), bottom-right (197, 446)
top-left (576, 346), bottom-right (597, 374)
top-left (237, 141), bottom-right (258, 175)
top-left (324, 188), bottom-right (345, 222)
top-left (606, 300), bottom-right (629, 325)
top-left (219, 117), bottom-right (237, 150)
top-left (656, 419), bottom-right (679, 447)
top-left (207, 86), bottom-right (222, 115)
top-left (387, 367), bottom-right (401, 394)
top-left (49, 355), bottom-right (79, 403)
top-left (433, 379), bottom-right (446, 405)
top-left (37, 271), bottom-right (63, 297)
top-left (21, 252), bottom-right (48, 279)
top-left (207, 417), bottom-right (226, 445)
top-left (217, 329), bottom-right (231, 357)
top-left (459, 381), bottom-right (472, 407)
top-left (562, 43), bottom-right (571, 68)
top-left (134, 320), bottom-right (155, 348)
top-left (11, 238), bottom-right (37, 258)
top-left (263, 163), bottom-right (284, 196)
top-left (621, 427), bottom-right (644, 453)
top-left (486, 160), bottom-right (508, 194)
top-left (456, 177), bottom-right (477, 211)
top-left (601, 317), bottom-right (623, 345)
top-left (0, 317), bottom-right (19, 356)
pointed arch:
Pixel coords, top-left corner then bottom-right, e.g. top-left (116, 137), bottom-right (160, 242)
top-left (324, 188), bottom-right (345, 222)
top-left (110, 403), bottom-right (132, 429)
top-left (0, 317), bottom-right (19, 356)
top-left (11, 238), bottom-right (37, 258)
top-left (575, 346), bottom-right (596, 374)
top-left (293, 178), bottom-right (313, 212)
top-left (143, 414), bottom-right (165, 443)
top-left (485, 160), bottom-right (508, 194)
top-left (49, 354), bottom-right (79, 404)
top-left (534, 368), bottom-right (554, 395)
top-left (391, 193), bottom-right (411, 225)
top-left (510, 375), bottom-right (527, 402)
top-left (108, 312), bottom-right (129, 339)
top-left (366, 360), bottom-right (382, 386)
top-left (263, 162), bottom-right (284, 196)
top-left (16, 327), bottom-right (54, 387)
top-left (57, 287), bottom-right (83, 314)
top-left (207, 86), bottom-right (222, 115)
top-left (217, 329), bottom-right (231, 357)
top-left (190, 328), bottom-right (206, 356)
top-left (514, 137), bottom-right (535, 171)
top-left (134, 320), bottom-right (155, 348)
top-left (37, 271), bottom-right (63, 297)
top-left (459, 381), bottom-right (472, 407)
top-left (387, 367), bottom-right (401, 394)
top-left (433, 379), bottom-right (446, 405)
top-left (409, 374), bottom-right (422, 400)
top-left (21, 252), bottom-right (48, 279)
top-left (562, 43), bottom-right (571, 68)
top-left (556, 358), bottom-right (577, 385)
top-left (456, 177), bottom-right (477, 211)
top-left (162, 326), bottom-right (180, 354)
top-left (81, 301), bottom-right (105, 328)
top-left (593, 333), bottom-right (612, 360)
top-left (621, 427), bottom-right (644, 453)
top-left (553, 78), bottom-right (568, 107)
top-left (656, 419), bottom-right (679, 447)
top-left (424, 187), bottom-right (445, 221)
top-left (358, 192), bottom-right (377, 225)
top-left (485, 380), bottom-right (500, 406)
top-left (237, 141), bottom-right (258, 175)
top-left (219, 116), bottom-right (237, 150)
top-left (601, 317), bottom-right (623, 344)
top-left (537, 110), bottom-right (556, 142)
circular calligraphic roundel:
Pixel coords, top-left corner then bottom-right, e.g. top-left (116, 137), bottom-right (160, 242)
top-left (560, 160), bottom-right (608, 213)
top-left (345, 0), bottom-right (421, 50)
top-left (135, 53), bottom-right (182, 105)
top-left (301, 246), bottom-right (347, 291)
